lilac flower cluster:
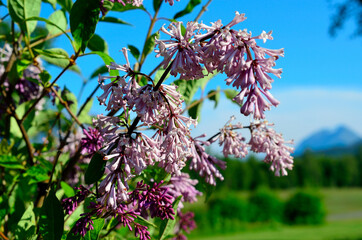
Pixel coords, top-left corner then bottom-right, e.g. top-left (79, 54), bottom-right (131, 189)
top-left (249, 121), bottom-right (294, 176)
top-left (66, 181), bottom-right (173, 239)
top-left (80, 127), bottom-right (104, 156)
top-left (79, 11), bottom-right (294, 240)
top-left (0, 44), bottom-right (43, 105)
top-left (173, 211), bottom-right (197, 240)
top-left (61, 185), bottom-right (91, 215)
top-left (155, 12), bottom-right (284, 119)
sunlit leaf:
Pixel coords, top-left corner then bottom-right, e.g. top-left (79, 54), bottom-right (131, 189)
top-left (70, 0), bottom-right (100, 52)
top-left (46, 10), bottom-right (67, 35)
top-left (174, 0), bottom-right (201, 19)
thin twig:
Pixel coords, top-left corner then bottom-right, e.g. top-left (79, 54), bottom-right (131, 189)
top-left (50, 86), bottom-right (85, 129)
top-left (194, 0), bottom-right (213, 22)
top-left (21, 50), bottom-right (80, 122)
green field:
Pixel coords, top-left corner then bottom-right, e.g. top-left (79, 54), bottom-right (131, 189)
top-left (188, 188), bottom-right (362, 240)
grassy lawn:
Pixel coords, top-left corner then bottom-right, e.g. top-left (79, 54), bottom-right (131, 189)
top-left (187, 188), bottom-right (362, 240)
top-left (189, 220), bottom-right (362, 240)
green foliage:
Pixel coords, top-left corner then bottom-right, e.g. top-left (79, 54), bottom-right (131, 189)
top-left (248, 188), bottom-right (283, 222)
top-left (128, 44), bottom-right (140, 61)
top-left (88, 51), bottom-right (119, 76)
top-left (283, 191), bottom-right (326, 225)
top-left (99, 16), bottom-right (131, 26)
top-left (8, 0), bottom-right (42, 34)
top-left (85, 152), bottom-right (106, 184)
top-left (39, 188), bottom-right (65, 240)
top-left (14, 203), bottom-right (36, 239)
top-left (188, 100), bottom-right (203, 121)
top-left (208, 87), bottom-right (221, 108)
top-left (174, 0), bottom-right (201, 19)
top-left (47, 10), bottom-right (67, 35)
top-left (142, 32), bottom-right (159, 60)
top-left (70, 0), bottom-right (100, 52)
top-left (88, 34), bottom-right (108, 54)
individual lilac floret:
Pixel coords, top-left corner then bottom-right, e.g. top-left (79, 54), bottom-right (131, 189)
top-left (218, 116), bottom-right (249, 158)
top-left (165, 173), bottom-right (202, 209)
top-left (62, 185), bottom-right (91, 215)
top-left (249, 121), bottom-right (294, 176)
top-left (155, 21), bottom-right (204, 80)
top-left (80, 127), bottom-right (104, 156)
top-left (189, 134), bottom-right (226, 186)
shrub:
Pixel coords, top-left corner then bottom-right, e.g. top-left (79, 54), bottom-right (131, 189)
top-left (283, 190), bottom-right (326, 225)
top-left (248, 188), bottom-right (283, 222)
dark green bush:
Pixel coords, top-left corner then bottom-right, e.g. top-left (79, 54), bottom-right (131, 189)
top-left (248, 188), bottom-right (282, 222)
top-left (207, 193), bottom-right (248, 231)
top-left (283, 190), bottom-right (326, 225)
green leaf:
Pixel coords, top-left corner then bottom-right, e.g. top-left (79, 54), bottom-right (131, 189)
top-left (39, 188), bottom-right (65, 240)
top-left (39, 70), bottom-right (51, 86)
top-left (16, 58), bottom-right (32, 76)
top-left (112, 3), bottom-right (145, 12)
top-left (78, 98), bottom-right (94, 124)
top-left (57, 0), bottom-right (73, 12)
top-left (135, 215), bottom-right (157, 228)
top-left (83, 218), bottom-right (104, 240)
top-left (35, 48), bottom-right (70, 59)
top-left (174, 0), bottom-right (201, 19)
top-left (26, 165), bottom-right (49, 184)
top-left (88, 34), bottom-right (108, 54)
top-left (188, 100), bottom-right (202, 122)
top-left (8, 0), bottom-right (24, 23)
top-left (208, 87), bottom-right (220, 108)
top-left (40, 54), bottom-right (81, 74)
top-left (153, 0), bottom-right (162, 12)
top-left (223, 89), bottom-right (240, 105)
top-left (15, 203), bottom-right (36, 240)
top-left (127, 44), bottom-right (140, 61)
top-left (142, 32), bottom-right (159, 60)
top-left (173, 79), bottom-right (199, 105)
top-left (85, 152), bottom-right (106, 185)
top-left (0, 139), bottom-right (14, 155)
top-left (25, 16), bottom-right (73, 46)
top-left (99, 16), bottom-right (131, 26)
top-left (46, 10), bottom-right (67, 35)
top-left (90, 65), bottom-right (108, 79)
top-left (158, 196), bottom-right (182, 240)
top-left (0, 155), bottom-right (24, 169)
top-left (61, 181), bottom-right (75, 198)
top-left (24, 0), bottom-right (42, 34)
top-left (70, 0), bottom-right (100, 53)
top-left (87, 51), bottom-right (119, 76)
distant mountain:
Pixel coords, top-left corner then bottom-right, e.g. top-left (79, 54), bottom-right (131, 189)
top-left (295, 126), bottom-right (361, 155)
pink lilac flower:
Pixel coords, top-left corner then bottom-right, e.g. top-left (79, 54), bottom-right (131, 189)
top-left (134, 223), bottom-right (151, 240)
top-left (218, 116), bottom-right (249, 158)
top-left (131, 181), bottom-right (175, 220)
top-left (165, 173), bottom-right (202, 209)
top-left (189, 134), bottom-right (226, 186)
top-left (62, 186), bottom-right (91, 215)
top-left (72, 214), bottom-right (94, 237)
top-left (80, 127), bottom-right (104, 156)
top-left (155, 21), bottom-right (204, 80)
top-left (249, 121), bottom-right (294, 176)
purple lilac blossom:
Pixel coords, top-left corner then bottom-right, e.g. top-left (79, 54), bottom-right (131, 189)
top-left (80, 127), bottom-right (104, 156)
top-left (189, 134), bottom-right (226, 186)
top-left (249, 121), bottom-right (294, 176)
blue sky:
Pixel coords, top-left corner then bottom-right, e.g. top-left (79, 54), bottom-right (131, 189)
top-left (40, 0), bottom-right (362, 145)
